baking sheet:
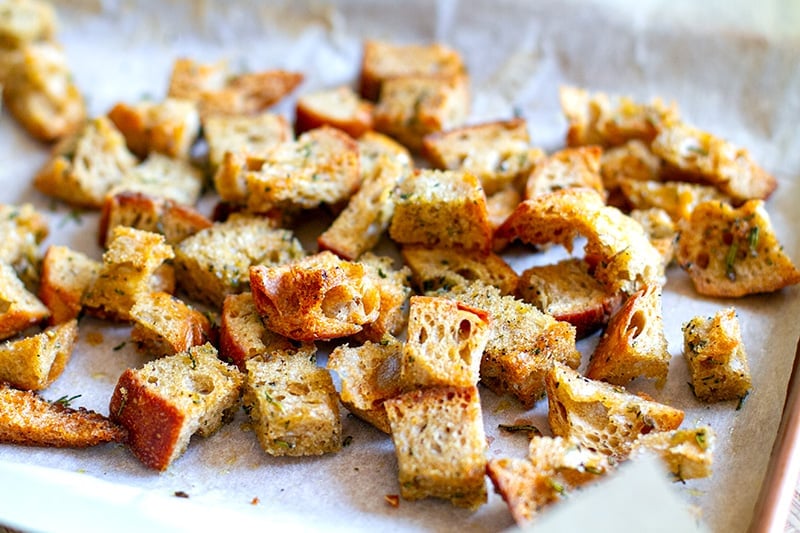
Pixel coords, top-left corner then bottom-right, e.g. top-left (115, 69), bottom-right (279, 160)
top-left (1, 1), bottom-right (800, 532)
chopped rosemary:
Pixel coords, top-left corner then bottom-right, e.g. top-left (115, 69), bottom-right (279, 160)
top-left (112, 341), bottom-right (127, 351)
top-left (736, 391), bottom-right (750, 411)
top-left (695, 430), bottom-right (707, 450)
top-left (343, 435), bottom-right (353, 447)
top-left (498, 423), bottom-right (542, 436)
top-left (54, 394), bottom-right (82, 407)
top-left (264, 391), bottom-right (283, 411)
top-left (725, 243), bottom-right (739, 281)
top-left (748, 226), bottom-right (760, 255)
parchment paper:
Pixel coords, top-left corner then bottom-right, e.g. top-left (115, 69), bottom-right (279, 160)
top-left (1, 1), bottom-right (799, 532)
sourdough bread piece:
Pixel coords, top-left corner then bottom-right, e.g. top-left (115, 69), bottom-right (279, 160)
top-left (439, 281), bottom-right (581, 408)
top-left (389, 169), bottom-right (492, 254)
top-left (109, 343), bottom-right (243, 471)
top-left (107, 97), bottom-right (200, 159)
top-left (619, 178), bottom-right (729, 222)
top-left (352, 253), bottom-right (411, 343)
top-left (629, 208), bottom-right (678, 267)
top-left (33, 116), bottom-right (137, 208)
top-left (682, 308), bottom-right (752, 402)
top-left (0, 319), bottom-right (76, 390)
top-left (486, 185), bottom-right (521, 232)
top-left (422, 118), bottom-right (543, 195)
top-left (401, 296), bottom-right (490, 388)
top-left (599, 139), bottom-right (662, 194)
top-left (586, 285), bottom-right (670, 386)
top-left (249, 251), bottom-right (381, 341)
top-left (243, 348), bottom-right (341, 456)
top-left (295, 85), bottom-right (374, 138)
top-left (545, 362), bottom-right (684, 459)
top-left (384, 385), bottom-right (487, 510)
top-left (0, 0), bottom-right (56, 48)
top-left (0, 203), bottom-right (48, 284)
top-left (2, 41), bottom-right (85, 142)
top-left (652, 121), bottom-right (777, 203)
top-left (174, 214), bottom-right (304, 307)
top-left (358, 40), bottom-right (466, 101)
top-left (0, 261), bottom-right (50, 340)
top-left (130, 292), bottom-right (212, 357)
top-left (38, 245), bottom-right (99, 324)
top-left (676, 200), bottom-right (800, 297)
top-left (327, 339), bottom-right (405, 434)
top-left (204, 112), bottom-right (292, 171)
top-left (517, 258), bottom-right (621, 339)
top-left (524, 145), bottom-right (605, 200)
top-left (0, 383), bottom-right (127, 447)
top-left (98, 191), bottom-right (212, 247)
top-left (402, 245), bottom-right (519, 296)
top-left (373, 74), bottom-right (469, 152)
top-left (109, 153), bottom-right (204, 206)
top-left (357, 130), bottom-right (413, 180)
top-left (630, 426), bottom-right (715, 481)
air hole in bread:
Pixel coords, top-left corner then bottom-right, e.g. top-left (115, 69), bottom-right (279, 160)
top-left (418, 326), bottom-right (428, 344)
top-left (147, 376), bottom-right (158, 384)
top-left (287, 382), bottom-right (310, 396)
top-left (627, 310), bottom-right (646, 339)
top-left (0, 298), bottom-right (10, 314)
top-left (696, 251), bottom-right (710, 269)
top-left (321, 285), bottom-right (359, 321)
top-left (455, 268), bottom-right (478, 281)
top-left (191, 374), bottom-right (215, 395)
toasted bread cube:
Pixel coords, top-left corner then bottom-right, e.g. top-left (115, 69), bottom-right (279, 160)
top-left (98, 192), bottom-right (212, 248)
top-left (545, 363), bottom-right (684, 459)
top-left (243, 349), bottom-right (341, 456)
top-left (389, 169), bottom-right (491, 254)
top-left (218, 292), bottom-right (311, 371)
top-left (357, 130), bottom-right (413, 179)
top-left (174, 214), bottom-right (304, 307)
top-left (440, 282), bottom-right (581, 407)
top-left (295, 86), bottom-right (374, 138)
top-left (0, 261), bottom-right (49, 340)
top-left (652, 121), bottom-right (777, 203)
top-left (0, 0), bottom-right (56, 48)
top-left (403, 245), bottom-right (518, 296)
top-left (249, 251), bottom-right (381, 342)
top-left (677, 200), bottom-right (800, 297)
top-left (682, 308), bottom-right (751, 402)
top-left (517, 258), bottom-right (621, 339)
top-left (317, 155), bottom-right (410, 260)
top-left (629, 208), bottom-right (677, 267)
top-left (107, 97), bottom-right (200, 159)
top-left (109, 153), bottom-right (204, 206)
top-left (358, 40), bottom-right (466, 101)
top-left (38, 245), bottom-right (99, 324)
top-left (559, 86), bottom-right (678, 148)
top-left (486, 184), bottom-right (521, 231)
top-left (631, 427), bottom-right (715, 481)
top-left (401, 296), bottom-right (490, 388)
top-left (0, 203), bottom-right (48, 282)
top-left (204, 112), bottom-right (292, 171)
top-left (600, 140), bottom-right (662, 193)
top-left (586, 285), bottom-right (670, 386)
top-left (0, 384), bottom-right (127, 447)
top-left (130, 292), bottom-right (212, 357)
top-left (422, 119), bottom-right (543, 195)
top-left (524, 146), bottom-right (605, 200)
top-left (33, 116), bottom-right (137, 208)
top-left (385, 385), bottom-right (487, 509)
top-left (327, 339), bottom-right (405, 434)
top-left (352, 253), bottom-right (411, 344)
top-left (373, 75), bottom-right (469, 152)
top-left (82, 227), bottom-right (174, 321)
top-left (3, 42), bottom-right (85, 142)
top-left (0, 319), bottom-right (76, 390)
top-left (619, 179), bottom-right (729, 222)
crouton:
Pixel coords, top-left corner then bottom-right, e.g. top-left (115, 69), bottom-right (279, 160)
top-left (422, 118), bottom-right (543, 195)
top-left (218, 292), bottom-right (311, 371)
top-left (651, 121), bottom-right (777, 203)
top-left (98, 191), bottom-right (212, 248)
top-left (0, 319), bottom-right (76, 390)
top-left (109, 343), bottom-right (243, 471)
top-left (357, 130), bottom-right (413, 180)
top-left (107, 97), bottom-right (200, 159)
top-left (402, 245), bottom-right (519, 296)
top-left (295, 85), bottom-right (374, 138)
top-left (517, 258), bottom-right (621, 339)
top-left (130, 292), bottom-right (212, 357)
top-left (545, 362), bottom-right (684, 458)
top-left (174, 214), bottom-right (304, 307)
top-left (401, 296), bottom-right (490, 388)
top-left (0, 0), bottom-right (56, 49)
top-left (204, 112), bottom-right (292, 171)
top-left (0, 261), bottom-right (50, 340)
top-left (38, 245), bottom-right (99, 324)
top-left (82, 227), bottom-right (174, 321)
top-left (2, 41), bottom-right (85, 142)
top-left (524, 146), bottom-right (605, 200)
top-left (0, 384), bottom-right (127, 447)
top-left (439, 281), bottom-right (581, 407)
top-left (682, 308), bottom-right (751, 402)
top-left (629, 208), bottom-right (677, 267)
top-left (249, 251), bottom-right (381, 342)
top-left (384, 385), bottom-right (487, 510)
top-left (486, 184), bottom-right (521, 231)
top-left (559, 85), bottom-right (678, 148)
top-left (243, 348), bottom-right (341, 456)
top-left (109, 152), bottom-right (204, 206)
top-left (676, 200), bottom-right (800, 297)
top-left (619, 179), bottom-right (729, 222)
top-left (327, 339), bottom-right (405, 434)
top-left (352, 253), bottom-right (411, 344)
top-left (631, 426), bottom-right (715, 481)
top-left (33, 116), bottom-right (137, 208)
top-left (358, 40), bottom-right (466, 101)
top-left (389, 169), bottom-right (492, 254)
top-left (0, 203), bottom-right (48, 282)
top-left (599, 140), bottom-right (662, 193)
top-left (586, 285), bottom-right (670, 386)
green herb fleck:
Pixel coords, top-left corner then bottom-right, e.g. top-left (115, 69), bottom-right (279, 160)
top-left (695, 430), bottom-right (707, 450)
top-left (343, 435), bottom-right (354, 447)
top-left (725, 242), bottom-right (739, 281)
top-left (748, 226), bottom-right (759, 255)
top-left (264, 391), bottom-right (283, 411)
top-left (112, 341), bottom-right (127, 351)
top-left (498, 423), bottom-right (542, 436)
top-left (54, 394), bottom-right (82, 407)
top-left (188, 352), bottom-right (197, 370)
top-left (547, 478), bottom-right (566, 495)
top-left (687, 145), bottom-right (708, 157)
top-left (736, 391), bottom-right (750, 411)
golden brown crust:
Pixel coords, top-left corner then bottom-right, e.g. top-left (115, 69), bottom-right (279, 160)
top-left (0, 319), bottom-right (77, 390)
top-left (524, 145), bottom-right (605, 200)
top-left (295, 86), bottom-right (374, 138)
top-left (130, 292), bottom-right (212, 357)
top-left (107, 97), bottom-right (200, 159)
top-left (0, 261), bottom-right (50, 340)
top-left (38, 245), bottom-right (99, 324)
top-left (351, 253), bottom-right (411, 344)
